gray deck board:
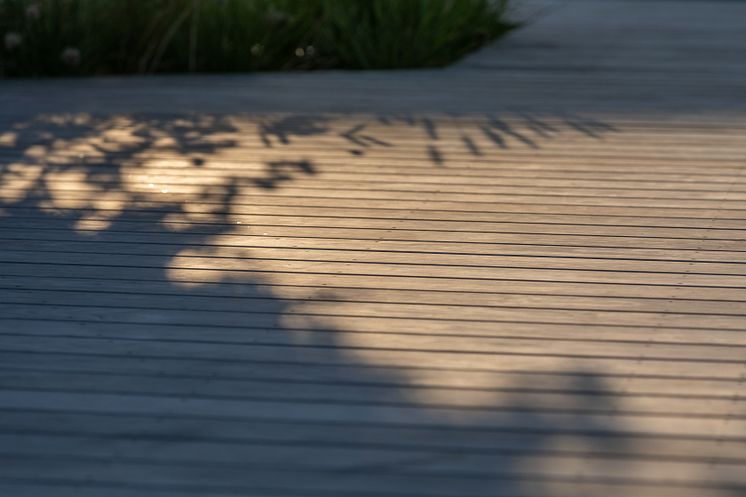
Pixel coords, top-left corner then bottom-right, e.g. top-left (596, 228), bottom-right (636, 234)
top-left (1, 0), bottom-right (746, 496)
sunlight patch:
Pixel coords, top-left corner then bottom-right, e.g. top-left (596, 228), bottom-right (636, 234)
top-left (0, 163), bottom-right (42, 203)
top-left (73, 217), bottom-right (114, 233)
top-left (0, 131), bottom-right (18, 147)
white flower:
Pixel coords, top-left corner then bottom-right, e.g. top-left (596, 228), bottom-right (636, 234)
top-left (4, 32), bottom-right (22, 51)
top-left (295, 46), bottom-right (316, 58)
top-left (26, 3), bottom-right (41, 20)
top-left (61, 47), bottom-right (81, 66)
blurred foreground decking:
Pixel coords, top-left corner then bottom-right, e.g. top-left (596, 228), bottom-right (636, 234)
top-left (1, 1), bottom-right (745, 496)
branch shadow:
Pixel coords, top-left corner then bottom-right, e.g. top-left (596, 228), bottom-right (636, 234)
top-left (0, 111), bottom-right (740, 497)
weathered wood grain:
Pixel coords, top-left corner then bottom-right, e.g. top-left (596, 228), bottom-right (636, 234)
top-left (1, 0), bottom-right (745, 496)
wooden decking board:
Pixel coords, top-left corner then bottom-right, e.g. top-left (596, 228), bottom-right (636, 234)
top-left (6, 203), bottom-right (746, 220)
top-left (4, 319), bottom-right (746, 352)
top-left (2, 348), bottom-right (744, 387)
top-left (4, 306), bottom-right (746, 337)
top-left (4, 155), bottom-right (746, 172)
top-left (5, 222), bottom-right (746, 245)
top-left (6, 188), bottom-right (745, 209)
top-left (3, 435), bottom-right (746, 485)
top-left (1, 385), bottom-right (745, 431)
top-left (4, 261), bottom-right (746, 292)
top-left (5, 251), bottom-right (746, 280)
top-left (6, 206), bottom-right (746, 226)
top-left (6, 176), bottom-right (746, 192)
top-left (3, 434), bottom-right (745, 472)
top-left (7, 171), bottom-right (746, 188)
top-left (3, 366), bottom-right (745, 407)
top-left (7, 292), bottom-right (746, 322)
top-left (2, 0), bottom-right (746, 495)
top-left (2, 339), bottom-right (746, 385)
top-left (5, 138), bottom-right (746, 155)
top-left (4, 281), bottom-right (746, 310)
top-left (2, 333), bottom-right (745, 372)
top-left (4, 375), bottom-right (745, 418)
top-left (3, 348), bottom-right (744, 387)
top-left (7, 181), bottom-right (746, 197)
top-left (4, 324), bottom-right (746, 363)
top-left (5, 215), bottom-right (746, 232)
top-left (4, 239), bottom-right (746, 268)
top-left (4, 262), bottom-right (746, 291)
top-left (2, 424), bottom-right (740, 464)
top-left (4, 237), bottom-right (746, 264)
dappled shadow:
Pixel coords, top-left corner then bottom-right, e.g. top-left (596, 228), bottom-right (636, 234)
top-left (259, 115), bottom-right (333, 147)
top-left (252, 159), bottom-right (316, 189)
top-left (0, 111), bottom-right (741, 497)
top-left (367, 112), bottom-right (617, 166)
top-left (254, 111), bottom-right (616, 167)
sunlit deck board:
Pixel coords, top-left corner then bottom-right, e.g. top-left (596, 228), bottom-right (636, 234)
top-left (1, 1), bottom-right (746, 496)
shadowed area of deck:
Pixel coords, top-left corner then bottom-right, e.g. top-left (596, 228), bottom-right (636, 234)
top-left (0, 1), bottom-right (745, 496)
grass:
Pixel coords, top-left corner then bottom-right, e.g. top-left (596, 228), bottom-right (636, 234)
top-left (0, 0), bottom-right (514, 77)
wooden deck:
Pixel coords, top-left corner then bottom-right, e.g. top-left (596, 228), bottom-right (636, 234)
top-left (1, 1), bottom-right (745, 496)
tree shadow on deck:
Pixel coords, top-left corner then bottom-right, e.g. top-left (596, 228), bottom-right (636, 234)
top-left (255, 111), bottom-right (616, 167)
top-left (0, 112), bottom-right (740, 497)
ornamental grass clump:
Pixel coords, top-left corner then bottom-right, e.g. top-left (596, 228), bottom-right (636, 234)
top-left (0, 0), bottom-right (514, 77)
